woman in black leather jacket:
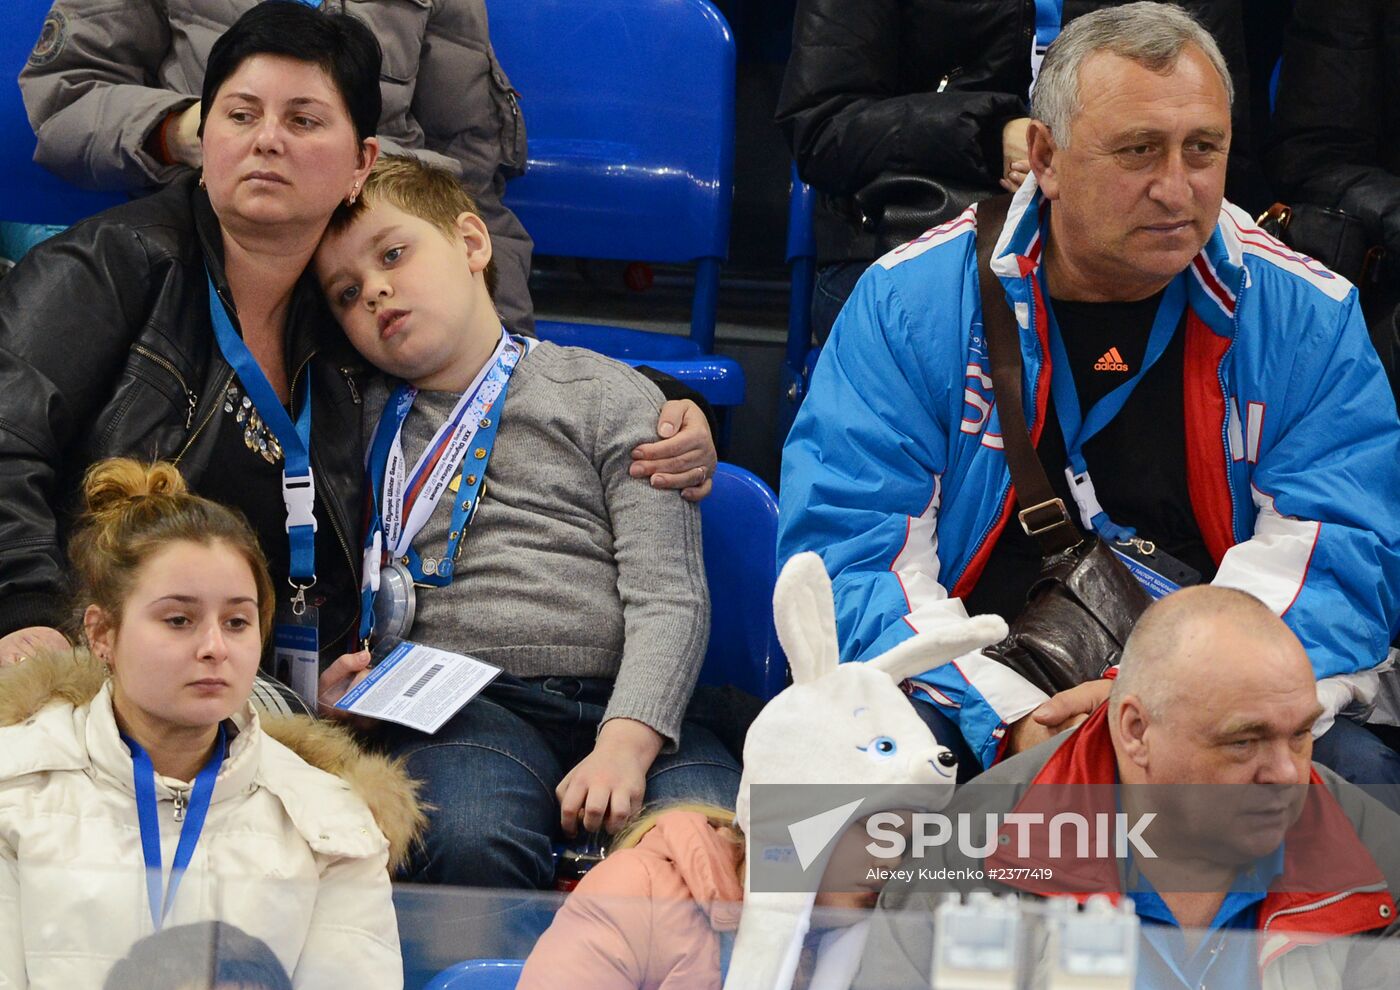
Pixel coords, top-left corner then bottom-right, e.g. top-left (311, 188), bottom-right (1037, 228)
top-left (0, 3), bottom-right (713, 676)
top-left (0, 2), bottom-right (379, 676)
top-left (777, 0), bottom-right (1263, 344)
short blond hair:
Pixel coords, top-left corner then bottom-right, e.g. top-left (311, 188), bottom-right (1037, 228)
top-left (610, 801), bottom-right (739, 852)
top-left (329, 153), bottom-right (498, 298)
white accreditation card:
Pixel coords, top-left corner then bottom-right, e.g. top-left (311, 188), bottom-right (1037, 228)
top-left (334, 641), bottom-right (501, 733)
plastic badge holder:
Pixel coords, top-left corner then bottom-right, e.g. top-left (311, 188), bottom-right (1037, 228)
top-left (1048, 895), bottom-right (1138, 990)
top-left (931, 892), bottom-right (1020, 989)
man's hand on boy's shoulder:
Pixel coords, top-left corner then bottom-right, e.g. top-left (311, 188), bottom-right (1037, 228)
top-left (630, 399), bottom-right (717, 502)
top-left (557, 717), bottom-right (666, 836)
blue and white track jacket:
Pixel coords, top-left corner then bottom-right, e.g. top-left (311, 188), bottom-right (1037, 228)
top-left (779, 181), bottom-right (1400, 769)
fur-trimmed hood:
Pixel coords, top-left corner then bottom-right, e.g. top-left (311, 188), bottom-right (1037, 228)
top-left (0, 649), bottom-right (425, 872)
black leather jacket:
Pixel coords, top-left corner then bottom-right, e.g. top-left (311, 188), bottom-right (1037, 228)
top-left (0, 175), bottom-right (365, 658)
top-left (777, 0), bottom-right (1264, 264)
top-left (1268, 0), bottom-right (1400, 262)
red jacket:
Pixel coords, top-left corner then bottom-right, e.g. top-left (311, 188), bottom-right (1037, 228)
top-left (985, 708), bottom-right (1399, 970)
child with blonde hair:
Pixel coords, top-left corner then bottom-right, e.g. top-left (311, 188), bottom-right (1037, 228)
top-left (314, 155), bottom-right (737, 891)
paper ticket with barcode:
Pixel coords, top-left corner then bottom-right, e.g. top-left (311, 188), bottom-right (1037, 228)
top-left (334, 640), bottom-right (501, 733)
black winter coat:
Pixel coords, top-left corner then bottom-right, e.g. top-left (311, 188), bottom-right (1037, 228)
top-left (0, 175), bottom-right (366, 658)
top-left (777, 0), bottom-right (1263, 264)
top-left (1268, 0), bottom-right (1400, 261)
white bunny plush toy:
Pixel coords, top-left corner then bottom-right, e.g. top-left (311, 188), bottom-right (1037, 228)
top-left (723, 552), bottom-right (1007, 990)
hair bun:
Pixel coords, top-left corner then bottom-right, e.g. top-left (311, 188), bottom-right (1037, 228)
top-left (81, 458), bottom-right (188, 518)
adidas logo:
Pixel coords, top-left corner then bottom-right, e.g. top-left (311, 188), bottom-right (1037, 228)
top-left (1093, 347), bottom-right (1129, 372)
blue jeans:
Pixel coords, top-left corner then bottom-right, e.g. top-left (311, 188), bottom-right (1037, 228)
top-left (1311, 716), bottom-right (1400, 813)
top-left (381, 673), bottom-right (741, 889)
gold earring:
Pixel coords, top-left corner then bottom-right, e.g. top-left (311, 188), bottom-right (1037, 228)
top-left (198, 173), bottom-right (206, 189)
top-left (346, 184), bottom-right (360, 206)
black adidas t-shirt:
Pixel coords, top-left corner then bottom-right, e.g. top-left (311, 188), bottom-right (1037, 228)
top-left (961, 289), bottom-right (1215, 623)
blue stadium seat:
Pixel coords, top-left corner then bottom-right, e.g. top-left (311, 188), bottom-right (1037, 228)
top-left (424, 958), bottom-right (523, 990)
top-left (0, 3), bottom-right (125, 227)
top-left (487, 0), bottom-right (746, 407)
top-left (777, 164), bottom-right (818, 444)
top-left (698, 462), bottom-right (787, 700)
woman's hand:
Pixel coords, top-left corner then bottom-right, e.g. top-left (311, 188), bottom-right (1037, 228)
top-left (167, 102), bottom-right (204, 168)
top-left (0, 626), bottom-right (70, 667)
top-left (317, 648), bottom-right (378, 730)
top-left (630, 399), bottom-right (717, 502)
top-left (1000, 116), bottom-right (1032, 193)
top-left (557, 718), bottom-right (665, 836)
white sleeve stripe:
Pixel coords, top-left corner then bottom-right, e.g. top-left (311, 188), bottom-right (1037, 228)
top-left (1212, 486), bottom-right (1320, 617)
top-left (953, 652), bottom-right (1050, 724)
top-left (890, 476), bottom-right (943, 605)
top-left (889, 475), bottom-right (1047, 721)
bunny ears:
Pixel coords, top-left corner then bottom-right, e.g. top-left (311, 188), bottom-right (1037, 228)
top-left (774, 551), bottom-right (1007, 686)
top-left (722, 553), bottom-right (1008, 990)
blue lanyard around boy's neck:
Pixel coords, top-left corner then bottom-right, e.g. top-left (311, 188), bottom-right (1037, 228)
top-left (1041, 272), bottom-right (1187, 543)
top-left (206, 273), bottom-right (316, 601)
top-left (356, 333), bottom-right (523, 644)
top-left (122, 723), bottom-right (227, 931)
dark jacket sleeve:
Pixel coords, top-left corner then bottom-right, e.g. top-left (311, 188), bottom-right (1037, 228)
top-left (0, 223), bottom-right (154, 635)
top-left (1178, 0), bottom-right (1270, 213)
top-left (1267, 0), bottom-right (1400, 255)
top-left (632, 368), bottom-right (718, 438)
top-left (775, 0), bottom-right (1026, 195)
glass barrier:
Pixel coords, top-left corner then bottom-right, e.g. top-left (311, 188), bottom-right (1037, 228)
top-left (390, 883), bottom-right (1399, 990)
top-left (8, 815), bottom-right (1398, 990)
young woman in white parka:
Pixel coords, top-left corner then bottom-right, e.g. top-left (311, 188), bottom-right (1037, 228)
top-left (0, 458), bottom-right (424, 989)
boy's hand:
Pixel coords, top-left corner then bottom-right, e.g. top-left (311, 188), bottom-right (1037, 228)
top-left (317, 649), bottom-right (379, 730)
top-left (557, 718), bottom-right (665, 836)
top-left (1000, 116), bottom-right (1032, 192)
top-left (631, 399), bottom-right (717, 502)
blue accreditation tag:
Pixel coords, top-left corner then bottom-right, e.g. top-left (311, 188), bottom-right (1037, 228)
top-left (1110, 539), bottom-right (1201, 600)
top-left (274, 605), bottom-right (320, 709)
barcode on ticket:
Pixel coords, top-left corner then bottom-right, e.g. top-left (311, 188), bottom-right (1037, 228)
top-left (403, 663), bottom-right (445, 698)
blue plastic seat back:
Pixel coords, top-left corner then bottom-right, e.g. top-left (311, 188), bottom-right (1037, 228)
top-left (0, 2), bottom-right (125, 225)
top-left (778, 164), bottom-right (819, 443)
top-left (488, 0), bottom-right (734, 266)
top-left (698, 462), bottom-right (787, 700)
top-left (424, 958), bottom-right (524, 990)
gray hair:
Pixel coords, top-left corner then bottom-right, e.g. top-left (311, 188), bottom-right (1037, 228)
top-left (1032, 2), bottom-right (1234, 146)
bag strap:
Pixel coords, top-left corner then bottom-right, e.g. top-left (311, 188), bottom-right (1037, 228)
top-left (975, 195), bottom-right (1083, 556)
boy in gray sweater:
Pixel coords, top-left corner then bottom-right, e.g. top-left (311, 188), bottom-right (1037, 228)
top-left (313, 156), bottom-right (738, 890)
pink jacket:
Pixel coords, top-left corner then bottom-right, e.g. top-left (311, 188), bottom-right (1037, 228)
top-left (520, 812), bottom-right (744, 990)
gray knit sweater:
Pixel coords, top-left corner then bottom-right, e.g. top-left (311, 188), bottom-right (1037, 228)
top-left (363, 342), bottom-right (709, 745)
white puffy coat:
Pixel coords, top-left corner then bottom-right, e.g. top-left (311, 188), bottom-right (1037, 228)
top-left (0, 652), bottom-right (424, 990)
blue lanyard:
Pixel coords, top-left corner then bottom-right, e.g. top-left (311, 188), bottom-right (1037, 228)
top-left (1034, 0), bottom-right (1063, 52)
top-left (206, 273), bottom-right (316, 591)
top-left (1043, 274), bottom-right (1187, 542)
top-left (357, 336), bottom-right (522, 643)
top-left (1029, 0), bottom-right (1063, 91)
top-left (123, 724), bottom-right (227, 930)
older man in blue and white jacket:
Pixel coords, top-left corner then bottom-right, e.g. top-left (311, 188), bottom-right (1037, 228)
top-left (779, 3), bottom-right (1400, 786)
